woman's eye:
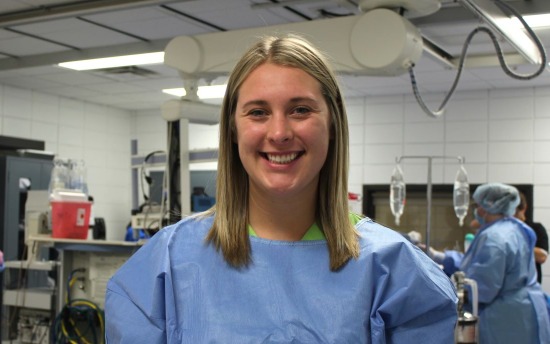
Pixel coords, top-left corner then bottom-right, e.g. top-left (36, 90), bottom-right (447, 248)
top-left (293, 106), bottom-right (311, 115)
top-left (249, 109), bottom-right (266, 117)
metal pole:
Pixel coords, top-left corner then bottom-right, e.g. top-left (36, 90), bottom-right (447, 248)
top-left (426, 157), bottom-right (433, 253)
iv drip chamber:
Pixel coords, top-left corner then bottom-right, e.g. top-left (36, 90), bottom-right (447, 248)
top-left (453, 165), bottom-right (470, 226)
top-left (390, 164), bottom-right (406, 226)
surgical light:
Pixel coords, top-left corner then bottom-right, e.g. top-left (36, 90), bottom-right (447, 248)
top-left (58, 52), bottom-right (164, 71)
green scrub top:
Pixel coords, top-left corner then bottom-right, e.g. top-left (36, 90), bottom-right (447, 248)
top-left (248, 212), bottom-right (363, 241)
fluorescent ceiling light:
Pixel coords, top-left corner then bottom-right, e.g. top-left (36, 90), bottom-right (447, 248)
top-left (163, 85), bottom-right (227, 99)
top-left (512, 13), bottom-right (550, 29)
top-left (58, 52), bottom-right (164, 70)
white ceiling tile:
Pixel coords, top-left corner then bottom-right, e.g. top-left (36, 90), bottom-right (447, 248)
top-left (0, 35), bottom-right (68, 55)
top-left (13, 18), bottom-right (139, 48)
top-left (83, 7), bottom-right (169, 24)
top-left (125, 77), bottom-right (185, 90)
top-left (0, 75), bottom-right (65, 89)
top-left (35, 71), bottom-right (112, 85)
top-left (43, 85), bottom-right (104, 98)
top-left (4, 65), bottom-right (64, 76)
top-left (0, 29), bottom-right (19, 39)
top-left (81, 82), bottom-right (149, 94)
top-left (109, 16), bottom-right (211, 40)
top-left (12, 18), bottom-right (88, 34)
top-left (168, 0), bottom-right (297, 29)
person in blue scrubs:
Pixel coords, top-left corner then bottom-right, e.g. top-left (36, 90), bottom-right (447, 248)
top-left (435, 183), bottom-right (550, 343)
top-left (105, 34), bottom-right (458, 343)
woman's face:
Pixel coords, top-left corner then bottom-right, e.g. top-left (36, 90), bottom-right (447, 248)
top-left (234, 62), bottom-right (331, 199)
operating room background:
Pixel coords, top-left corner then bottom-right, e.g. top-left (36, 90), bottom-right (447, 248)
top-left (0, 81), bottom-right (549, 292)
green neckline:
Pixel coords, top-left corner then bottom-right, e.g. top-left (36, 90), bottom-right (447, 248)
top-left (248, 222), bottom-right (325, 241)
top-left (247, 212), bottom-right (363, 241)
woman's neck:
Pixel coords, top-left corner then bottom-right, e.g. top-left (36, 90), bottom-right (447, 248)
top-left (248, 187), bottom-right (317, 241)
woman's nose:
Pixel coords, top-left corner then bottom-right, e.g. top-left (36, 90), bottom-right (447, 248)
top-left (267, 114), bottom-right (293, 144)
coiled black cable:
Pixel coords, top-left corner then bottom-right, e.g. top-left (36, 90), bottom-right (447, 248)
top-left (410, 0), bottom-right (547, 118)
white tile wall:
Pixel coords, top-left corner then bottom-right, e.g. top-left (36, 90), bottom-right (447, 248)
top-left (534, 118), bottom-right (550, 140)
top-left (3, 117), bottom-right (31, 138)
top-left (445, 143), bottom-right (488, 163)
top-left (4, 86), bottom-right (32, 120)
top-left (445, 121), bottom-right (488, 142)
top-left (488, 89), bottom-right (534, 119)
top-left (443, 96), bottom-right (489, 122)
top-left (349, 144), bottom-right (364, 166)
top-left (535, 95), bottom-right (550, 118)
top-left (364, 123), bottom-right (402, 143)
top-left (0, 84), bottom-right (133, 241)
top-left (534, 141), bottom-right (550, 162)
top-left (488, 141), bottom-right (533, 163)
top-left (489, 119), bottom-right (533, 141)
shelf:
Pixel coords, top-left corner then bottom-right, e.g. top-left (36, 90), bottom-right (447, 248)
top-left (3, 288), bottom-right (54, 310)
top-left (28, 234), bottom-right (144, 246)
top-left (4, 260), bottom-right (59, 271)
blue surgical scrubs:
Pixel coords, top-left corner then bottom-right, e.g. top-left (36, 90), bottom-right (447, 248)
top-left (455, 217), bottom-right (550, 343)
top-left (105, 215), bottom-right (457, 343)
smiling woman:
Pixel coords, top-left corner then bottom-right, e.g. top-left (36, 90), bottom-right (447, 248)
top-left (105, 34), bottom-right (458, 343)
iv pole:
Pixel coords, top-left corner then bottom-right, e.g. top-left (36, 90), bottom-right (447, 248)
top-left (395, 155), bottom-right (466, 252)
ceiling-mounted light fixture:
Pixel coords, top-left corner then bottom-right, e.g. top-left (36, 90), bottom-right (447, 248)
top-left (58, 52), bottom-right (164, 71)
top-left (162, 85), bottom-right (227, 100)
top-left (513, 13), bottom-right (550, 29)
top-left (459, 0), bottom-right (543, 64)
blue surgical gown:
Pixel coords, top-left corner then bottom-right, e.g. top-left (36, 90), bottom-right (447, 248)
top-left (105, 215), bottom-right (457, 343)
top-left (457, 217), bottom-right (550, 343)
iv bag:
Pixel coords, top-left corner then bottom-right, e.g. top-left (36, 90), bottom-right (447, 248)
top-left (48, 159), bottom-right (68, 197)
top-left (390, 164), bottom-right (406, 226)
top-left (453, 165), bottom-right (469, 226)
top-left (68, 159), bottom-right (89, 195)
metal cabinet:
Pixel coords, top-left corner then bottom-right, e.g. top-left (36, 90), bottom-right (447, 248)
top-left (0, 155), bottom-right (53, 341)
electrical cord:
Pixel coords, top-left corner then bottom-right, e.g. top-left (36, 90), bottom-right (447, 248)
top-left (51, 268), bottom-right (105, 344)
top-left (140, 150), bottom-right (165, 202)
top-left (158, 122), bottom-right (173, 229)
top-left (7, 243), bottom-right (31, 341)
top-left (168, 121), bottom-right (182, 222)
top-left (409, 0), bottom-right (547, 118)
top-left (137, 149), bottom-right (166, 235)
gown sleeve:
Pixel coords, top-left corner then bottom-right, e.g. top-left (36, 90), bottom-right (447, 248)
top-left (369, 240), bottom-right (458, 343)
top-left (461, 235), bottom-right (506, 304)
top-left (105, 228), bottom-right (174, 343)
top-left (105, 281), bottom-right (167, 343)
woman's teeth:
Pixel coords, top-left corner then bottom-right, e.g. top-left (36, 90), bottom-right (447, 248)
top-left (267, 153), bottom-right (298, 164)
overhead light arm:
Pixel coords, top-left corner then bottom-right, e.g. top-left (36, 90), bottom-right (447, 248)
top-left (164, 8), bottom-right (424, 78)
top-left (161, 99), bottom-right (220, 124)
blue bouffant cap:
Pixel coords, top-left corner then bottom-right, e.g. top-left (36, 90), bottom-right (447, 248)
top-left (472, 183), bottom-right (520, 216)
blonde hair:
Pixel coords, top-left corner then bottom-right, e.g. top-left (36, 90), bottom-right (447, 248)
top-left (204, 34), bottom-right (359, 270)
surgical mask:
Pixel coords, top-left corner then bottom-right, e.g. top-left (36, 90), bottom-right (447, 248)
top-left (474, 208), bottom-right (485, 226)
